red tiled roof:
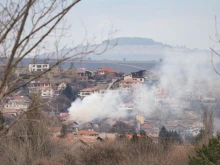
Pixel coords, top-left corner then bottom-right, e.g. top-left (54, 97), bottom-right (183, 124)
top-left (51, 133), bottom-right (75, 146)
top-left (165, 123), bottom-right (187, 128)
top-left (78, 130), bottom-right (99, 136)
top-left (98, 68), bottom-right (115, 73)
top-left (79, 137), bottom-right (97, 144)
top-left (57, 113), bottom-right (69, 118)
top-left (126, 134), bottom-right (141, 140)
top-left (13, 95), bottom-right (29, 100)
top-left (80, 88), bottom-right (96, 92)
top-left (192, 121), bottom-right (202, 127)
top-left (141, 124), bottom-right (154, 129)
top-left (147, 133), bottom-right (159, 138)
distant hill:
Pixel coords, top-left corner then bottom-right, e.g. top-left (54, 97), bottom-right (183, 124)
top-left (102, 37), bottom-right (171, 47)
top-left (38, 37), bottom-right (209, 61)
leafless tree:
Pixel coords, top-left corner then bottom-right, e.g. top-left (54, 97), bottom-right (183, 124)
top-left (211, 16), bottom-right (220, 76)
top-left (0, 0), bottom-right (116, 136)
top-left (0, 0), bottom-right (116, 97)
top-left (202, 106), bottom-right (213, 144)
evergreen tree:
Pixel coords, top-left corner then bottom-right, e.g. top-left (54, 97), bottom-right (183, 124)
top-left (0, 111), bottom-right (5, 132)
top-left (159, 126), bottom-right (182, 146)
top-left (111, 121), bottom-right (135, 134)
top-left (60, 124), bottom-right (67, 138)
top-left (62, 83), bottom-right (73, 100)
top-left (189, 136), bottom-right (220, 165)
top-left (169, 131), bottom-right (182, 144)
top-left (131, 133), bottom-right (139, 143)
top-left (159, 126), bottom-right (169, 145)
top-left (194, 129), bottom-right (205, 143)
top-left (140, 130), bottom-right (146, 137)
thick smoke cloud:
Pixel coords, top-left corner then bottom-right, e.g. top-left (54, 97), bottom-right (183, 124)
top-left (68, 50), bottom-right (220, 123)
top-left (68, 90), bottom-right (126, 122)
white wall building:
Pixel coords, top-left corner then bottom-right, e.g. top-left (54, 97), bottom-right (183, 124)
top-left (78, 87), bottom-right (98, 98)
top-left (29, 64), bottom-right (49, 72)
top-left (2, 96), bottom-right (30, 116)
top-left (40, 87), bottom-right (54, 97)
top-left (4, 101), bottom-right (29, 110)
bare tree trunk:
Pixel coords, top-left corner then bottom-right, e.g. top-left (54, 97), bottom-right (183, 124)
top-left (0, 0), bottom-right (116, 137)
top-left (203, 106), bottom-right (213, 144)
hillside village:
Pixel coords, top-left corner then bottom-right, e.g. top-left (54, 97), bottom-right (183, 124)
top-left (0, 62), bottom-right (217, 146)
top-left (1, 1), bottom-right (220, 164)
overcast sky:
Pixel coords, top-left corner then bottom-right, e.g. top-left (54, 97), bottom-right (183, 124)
top-left (61, 0), bottom-right (220, 50)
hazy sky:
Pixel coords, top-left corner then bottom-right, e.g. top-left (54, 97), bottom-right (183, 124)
top-left (62, 0), bottom-right (220, 50)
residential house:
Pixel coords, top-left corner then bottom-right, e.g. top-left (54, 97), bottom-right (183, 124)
top-left (165, 123), bottom-right (187, 139)
top-left (78, 87), bottom-right (98, 99)
top-left (126, 134), bottom-right (142, 140)
top-left (119, 79), bottom-right (142, 92)
top-left (28, 80), bottom-right (54, 97)
top-left (63, 120), bottom-right (79, 133)
top-left (136, 114), bottom-right (145, 124)
top-left (2, 109), bottom-right (22, 116)
top-left (131, 70), bottom-right (146, 78)
top-left (40, 87), bottom-right (54, 97)
top-left (201, 97), bottom-right (216, 104)
top-left (77, 68), bottom-right (89, 81)
top-left (57, 113), bottom-right (70, 121)
top-left (29, 64), bottom-right (49, 72)
top-left (78, 85), bottom-right (108, 99)
top-left (97, 68), bottom-right (116, 75)
top-left (55, 82), bottom-right (67, 91)
top-left (76, 129), bottom-right (99, 139)
top-left (147, 133), bottom-right (159, 143)
top-left (123, 74), bottom-right (132, 80)
top-left (118, 103), bottom-right (134, 112)
top-left (28, 80), bottom-right (52, 90)
top-left (154, 86), bottom-right (169, 104)
top-left (123, 70), bottom-right (146, 82)
top-left (131, 70), bottom-right (146, 82)
top-left (186, 121), bottom-right (203, 136)
top-left (2, 95), bottom-right (30, 116)
top-left (141, 123), bottom-right (159, 134)
top-left (98, 133), bottom-right (118, 142)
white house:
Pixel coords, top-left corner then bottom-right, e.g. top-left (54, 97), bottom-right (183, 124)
top-left (40, 87), bottom-right (54, 97)
top-left (119, 79), bottom-right (142, 92)
top-left (2, 96), bottom-right (30, 116)
top-left (78, 87), bottom-right (99, 98)
top-left (28, 80), bottom-right (52, 93)
top-left (4, 101), bottom-right (29, 110)
top-left (29, 64), bottom-right (49, 72)
top-left (56, 82), bottom-right (67, 91)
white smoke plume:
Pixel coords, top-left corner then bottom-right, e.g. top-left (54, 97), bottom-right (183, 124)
top-left (68, 90), bottom-right (127, 122)
top-left (68, 50), bottom-right (220, 123)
